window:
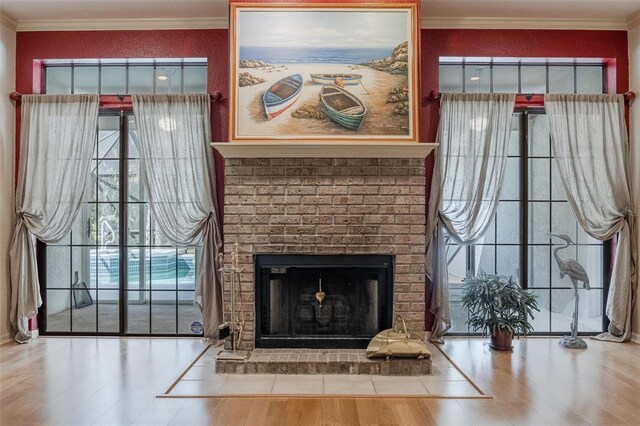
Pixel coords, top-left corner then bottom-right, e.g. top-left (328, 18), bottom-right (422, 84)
top-left (43, 58), bottom-right (207, 94)
top-left (41, 59), bottom-right (207, 336)
top-left (439, 58), bottom-right (608, 335)
top-left (439, 58), bottom-right (605, 95)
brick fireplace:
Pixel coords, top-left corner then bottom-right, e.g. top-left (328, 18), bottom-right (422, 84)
top-left (222, 157), bottom-right (426, 351)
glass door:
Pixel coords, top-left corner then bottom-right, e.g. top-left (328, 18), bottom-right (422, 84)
top-left (41, 113), bottom-right (202, 336)
top-left (43, 114), bottom-right (121, 334)
top-left (124, 116), bottom-right (201, 335)
top-left (525, 111), bottom-right (607, 334)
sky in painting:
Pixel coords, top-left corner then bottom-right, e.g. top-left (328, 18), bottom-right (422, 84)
top-left (237, 10), bottom-right (409, 49)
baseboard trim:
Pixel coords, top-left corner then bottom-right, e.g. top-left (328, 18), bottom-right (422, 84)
top-left (0, 333), bottom-right (12, 345)
top-left (632, 332), bottom-right (640, 344)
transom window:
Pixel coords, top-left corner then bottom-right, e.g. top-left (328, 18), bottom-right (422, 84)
top-left (439, 57), bottom-right (605, 94)
top-left (439, 57), bottom-right (608, 335)
top-left (43, 58), bottom-right (207, 95)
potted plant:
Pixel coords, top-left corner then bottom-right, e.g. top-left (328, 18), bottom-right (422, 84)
top-left (461, 273), bottom-right (540, 351)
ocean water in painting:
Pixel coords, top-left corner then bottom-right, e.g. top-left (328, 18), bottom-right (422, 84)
top-left (240, 46), bottom-right (393, 65)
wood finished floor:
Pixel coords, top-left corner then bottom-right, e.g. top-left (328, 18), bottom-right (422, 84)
top-left (1, 336), bottom-right (639, 425)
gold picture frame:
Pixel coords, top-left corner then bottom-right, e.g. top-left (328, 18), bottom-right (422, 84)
top-left (229, 2), bottom-right (420, 143)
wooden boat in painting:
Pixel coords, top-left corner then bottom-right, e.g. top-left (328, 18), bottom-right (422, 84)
top-left (262, 74), bottom-right (303, 120)
top-left (310, 73), bottom-right (363, 86)
top-left (320, 84), bottom-right (367, 131)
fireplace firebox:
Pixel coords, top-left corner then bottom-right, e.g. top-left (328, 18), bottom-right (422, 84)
top-left (255, 255), bottom-right (393, 349)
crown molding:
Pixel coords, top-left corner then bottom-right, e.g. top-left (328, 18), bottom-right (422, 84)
top-left (628, 10), bottom-right (640, 29)
top-left (16, 17), bottom-right (228, 32)
top-left (422, 17), bottom-right (629, 31)
top-left (8, 13), bottom-right (638, 32)
top-left (0, 10), bottom-right (18, 31)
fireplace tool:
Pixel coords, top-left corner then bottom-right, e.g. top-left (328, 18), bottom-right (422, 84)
top-left (216, 243), bottom-right (249, 361)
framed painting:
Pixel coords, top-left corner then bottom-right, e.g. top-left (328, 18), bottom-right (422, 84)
top-left (229, 2), bottom-right (419, 142)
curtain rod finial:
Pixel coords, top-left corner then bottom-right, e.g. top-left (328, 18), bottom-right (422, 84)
top-left (428, 90), bottom-right (440, 102)
top-left (624, 91), bottom-right (635, 103)
top-left (211, 91), bottom-right (224, 103)
top-left (10, 91), bottom-right (21, 101)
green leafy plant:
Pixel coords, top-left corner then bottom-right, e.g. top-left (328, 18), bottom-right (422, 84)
top-left (461, 273), bottom-right (540, 338)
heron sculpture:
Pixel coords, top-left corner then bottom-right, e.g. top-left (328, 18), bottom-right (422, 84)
top-left (549, 233), bottom-right (590, 349)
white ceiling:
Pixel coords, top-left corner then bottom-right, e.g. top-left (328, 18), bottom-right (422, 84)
top-left (1, 0), bottom-right (639, 28)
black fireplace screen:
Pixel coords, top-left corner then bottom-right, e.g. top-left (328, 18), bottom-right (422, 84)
top-left (255, 255), bottom-right (393, 348)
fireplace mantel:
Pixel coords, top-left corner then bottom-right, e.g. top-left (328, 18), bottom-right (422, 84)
top-left (211, 142), bottom-right (437, 159)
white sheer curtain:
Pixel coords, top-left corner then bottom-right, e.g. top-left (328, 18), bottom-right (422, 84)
top-left (9, 94), bottom-right (99, 343)
top-left (426, 93), bottom-right (516, 342)
top-left (546, 94), bottom-right (636, 342)
top-left (132, 94), bottom-right (223, 340)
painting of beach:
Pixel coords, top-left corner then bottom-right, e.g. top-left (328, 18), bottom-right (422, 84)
top-left (230, 4), bottom-right (419, 142)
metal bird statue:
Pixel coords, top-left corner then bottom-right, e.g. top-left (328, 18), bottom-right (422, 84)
top-left (549, 233), bottom-right (590, 349)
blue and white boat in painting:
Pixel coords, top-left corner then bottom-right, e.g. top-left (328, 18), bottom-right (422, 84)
top-left (262, 74), bottom-right (303, 120)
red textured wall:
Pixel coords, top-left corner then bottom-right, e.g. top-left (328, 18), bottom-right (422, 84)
top-left (15, 27), bottom-right (629, 332)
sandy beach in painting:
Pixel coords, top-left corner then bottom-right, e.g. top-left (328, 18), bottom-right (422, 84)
top-left (236, 63), bottom-right (409, 138)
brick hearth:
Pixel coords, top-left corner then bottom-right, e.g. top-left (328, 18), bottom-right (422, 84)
top-left (216, 349), bottom-right (432, 375)
top-left (223, 158), bottom-right (426, 351)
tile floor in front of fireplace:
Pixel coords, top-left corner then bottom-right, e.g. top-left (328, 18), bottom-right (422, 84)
top-left (162, 343), bottom-right (487, 398)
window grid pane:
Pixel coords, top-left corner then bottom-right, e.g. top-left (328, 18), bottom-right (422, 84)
top-left (520, 65), bottom-right (546, 93)
top-left (464, 65), bottom-right (490, 93)
top-left (45, 67), bottom-right (72, 94)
